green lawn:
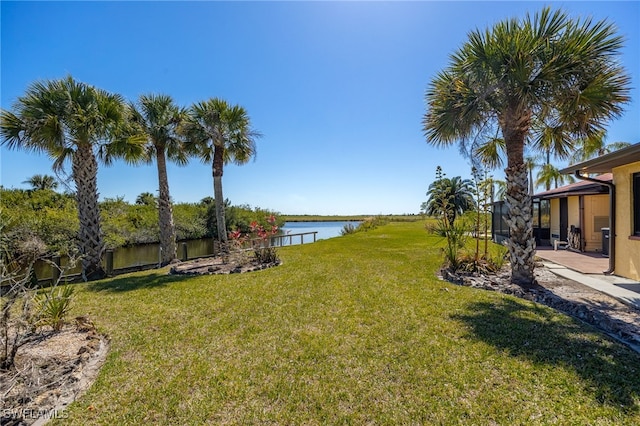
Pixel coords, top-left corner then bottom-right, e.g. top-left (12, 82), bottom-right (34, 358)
top-left (57, 221), bottom-right (640, 425)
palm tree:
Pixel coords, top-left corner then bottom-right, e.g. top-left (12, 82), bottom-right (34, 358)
top-left (135, 192), bottom-right (157, 206)
top-left (22, 174), bottom-right (58, 191)
top-left (479, 176), bottom-right (506, 206)
top-left (425, 175), bottom-right (474, 227)
top-left (524, 156), bottom-right (538, 195)
top-left (130, 94), bottom-right (187, 265)
top-left (423, 8), bottom-right (630, 286)
top-left (183, 98), bottom-right (260, 249)
top-left (570, 130), bottom-right (631, 164)
top-left (536, 163), bottom-right (575, 190)
top-left (1, 76), bottom-right (144, 280)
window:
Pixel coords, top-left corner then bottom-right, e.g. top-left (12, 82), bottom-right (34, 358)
top-left (634, 173), bottom-right (640, 236)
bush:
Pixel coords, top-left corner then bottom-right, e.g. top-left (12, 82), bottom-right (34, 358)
top-left (339, 217), bottom-right (388, 236)
top-left (34, 284), bottom-right (74, 332)
top-left (340, 223), bottom-right (357, 235)
top-left (228, 215), bottom-right (281, 265)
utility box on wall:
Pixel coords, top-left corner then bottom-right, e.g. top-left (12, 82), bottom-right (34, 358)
top-left (601, 228), bottom-right (610, 257)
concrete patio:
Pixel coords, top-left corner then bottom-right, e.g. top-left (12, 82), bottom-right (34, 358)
top-left (535, 246), bottom-right (609, 274)
top-left (535, 246), bottom-right (640, 309)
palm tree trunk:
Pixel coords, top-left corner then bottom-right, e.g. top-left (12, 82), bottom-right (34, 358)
top-left (156, 149), bottom-right (177, 265)
top-left (72, 143), bottom-right (105, 281)
top-left (212, 145), bottom-right (227, 249)
top-left (505, 163), bottom-right (535, 286)
top-left (503, 108), bottom-right (535, 286)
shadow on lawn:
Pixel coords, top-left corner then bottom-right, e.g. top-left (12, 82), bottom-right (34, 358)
top-left (86, 272), bottom-right (188, 293)
top-left (454, 298), bottom-right (640, 413)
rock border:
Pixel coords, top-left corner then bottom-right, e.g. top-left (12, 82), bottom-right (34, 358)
top-left (169, 256), bottom-right (282, 276)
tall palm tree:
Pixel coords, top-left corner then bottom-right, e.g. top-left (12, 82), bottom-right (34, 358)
top-left (423, 8), bottom-right (630, 286)
top-left (22, 174), bottom-right (58, 191)
top-left (536, 163), bottom-right (575, 191)
top-left (524, 156), bottom-right (539, 195)
top-left (129, 94), bottom-right (187, 265)
top-left (479, 176), bottom-right (506, 206)
top-left (1, 76), bottom-right (144, 280)
top-left (425, 175), bottom-right (474, 227)
top-left (183, 98), bottom-right (260, 248)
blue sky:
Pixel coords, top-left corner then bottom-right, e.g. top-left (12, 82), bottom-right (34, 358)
top-left (2, 1), bottom-right (639, 215)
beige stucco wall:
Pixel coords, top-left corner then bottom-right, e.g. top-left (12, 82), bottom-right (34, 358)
top-left (568, 196), bottom-right (580, 230)
top-left (613, 161), bottom-right (640, 281)
top-left (583, 194), bottom-right (609, 252)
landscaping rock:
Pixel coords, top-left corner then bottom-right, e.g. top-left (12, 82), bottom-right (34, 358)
top-left (170, 256), bottom-right (281, 276)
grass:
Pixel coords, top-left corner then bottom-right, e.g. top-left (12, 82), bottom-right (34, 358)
top-left (55, 221), bottom-right (639, 424)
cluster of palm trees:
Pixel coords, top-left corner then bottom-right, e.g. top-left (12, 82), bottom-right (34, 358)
top-left (423, 7), bottom-right (631, 286)
top-left (1, 77), bottom-right (260, 281)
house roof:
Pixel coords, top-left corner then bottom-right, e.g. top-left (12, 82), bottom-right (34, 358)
top-left (534, 173), bottom-right (612, 199)
top-left (559, 142), bottom-right (640, 174)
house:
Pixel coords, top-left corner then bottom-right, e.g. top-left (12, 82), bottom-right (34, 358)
top-left (559, 142), bottom-right (640, 281)
top-left (533, 174), bottom-right (612, 253)
top-left (491, 179), bottom-right (607, 250)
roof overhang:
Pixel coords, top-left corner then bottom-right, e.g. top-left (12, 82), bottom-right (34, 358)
top-left (534, 189), bottom-right (608, 199)
top-left (559, 142), bottom-right (640, 175)
top-left (533, 173), bottom-right (612, 199)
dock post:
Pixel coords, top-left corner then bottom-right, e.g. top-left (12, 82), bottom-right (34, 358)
top-left (181, 243), bottom-right (188, 261)
top-left (106, 250), bottom-right (114, 276)
top-left (52, 256), bottom-right (61, 283)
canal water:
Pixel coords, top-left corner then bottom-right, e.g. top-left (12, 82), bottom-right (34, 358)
top-left (34, 221), bottom-right (358, 280)
top-left (279, 221), bottom-right (359, 245)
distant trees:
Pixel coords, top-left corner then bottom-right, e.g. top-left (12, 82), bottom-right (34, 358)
top-left (135, 192), bottom-right (157, 206)
top-left (22, 174), bottom-right (58, 191)
top-left (570, 131), bottom-right (631, 165)
top-left (0, 186), bottom-right (280, 256)
top-left (536, 163), bottom-right (575, 191)
top-left (0, 76), bottom-right (144, 280)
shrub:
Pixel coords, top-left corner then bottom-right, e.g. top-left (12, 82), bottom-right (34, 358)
top-left (340, 217), bottom-right (388, 236)
top-left (228, 215), bottom-right (281, 265)
top-left (340, 223), bottom-right (357, 235)
top-left (34, 284), bottom-right (74, 332)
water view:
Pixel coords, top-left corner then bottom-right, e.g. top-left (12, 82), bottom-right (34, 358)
top-left (280, 221), bottom-right (360, 245)
top-left (33, 222), bottom-right (359, 280)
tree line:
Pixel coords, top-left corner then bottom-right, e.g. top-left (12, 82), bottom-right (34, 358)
top-left (0, 184), bottom-right (282, 264)
top-left (1, 78), bottom-right (263, 280)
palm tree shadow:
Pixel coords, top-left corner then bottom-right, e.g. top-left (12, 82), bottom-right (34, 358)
top-left (453, 298), bottom-right (640, 413)
top-left (86, 272), bottom-right (188, 293)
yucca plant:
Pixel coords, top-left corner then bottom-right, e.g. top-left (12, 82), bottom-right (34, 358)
top-left (34, 285), bottom-right (74, 332)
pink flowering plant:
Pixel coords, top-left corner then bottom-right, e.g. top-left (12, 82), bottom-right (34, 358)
top-left (228, 215), bottom-right (280, 265)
